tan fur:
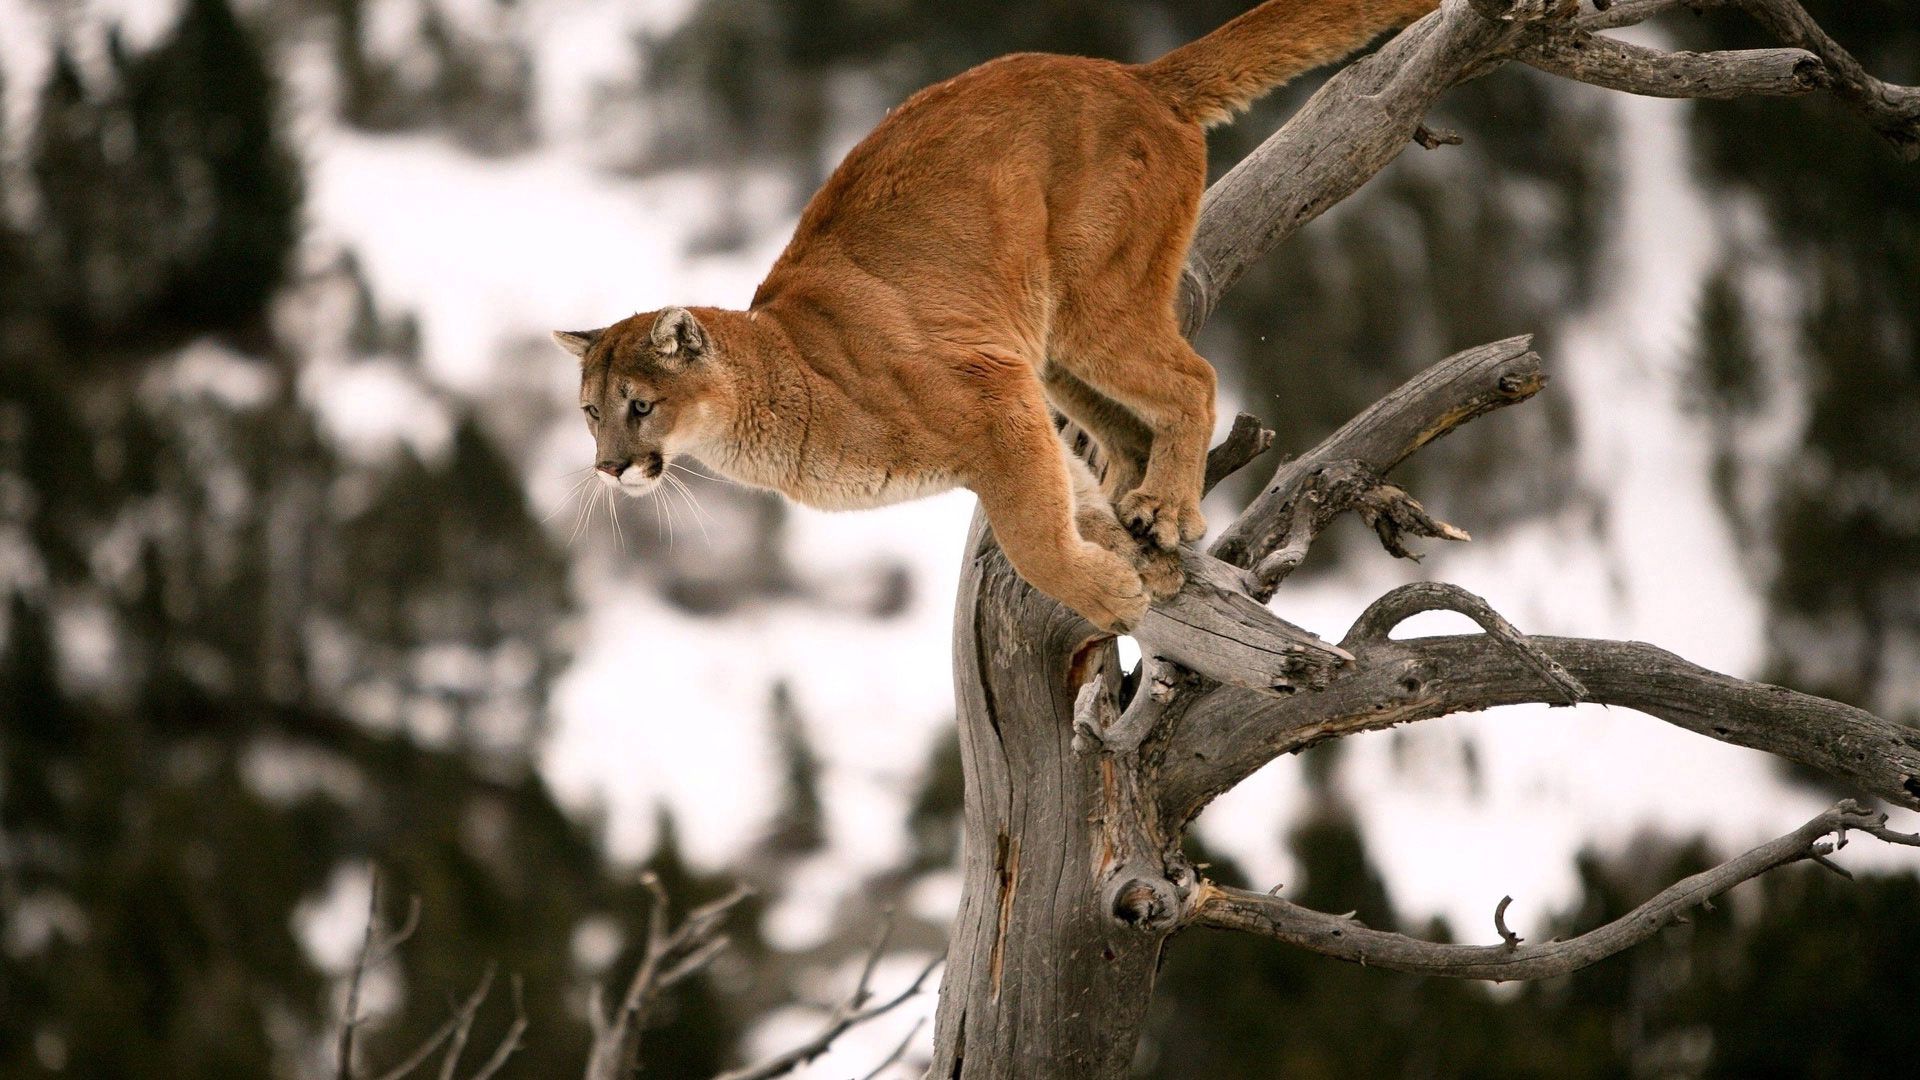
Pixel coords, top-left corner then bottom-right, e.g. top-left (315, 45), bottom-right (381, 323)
top-left (559, 0), bottom-right (1437, 631)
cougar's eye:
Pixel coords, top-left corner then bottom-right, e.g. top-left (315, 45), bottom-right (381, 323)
top-left (629, 399), bottom-right (654, 419)
top-left (581, 404), bottom-right (600, 421)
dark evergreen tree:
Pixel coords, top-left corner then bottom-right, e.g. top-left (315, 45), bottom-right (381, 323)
top-left (756, 681), bottom-right (829, 861)
top-left (121, 0), bottom-right (301, 341)
top-left (1674, 1), bottom-right (1920, 721)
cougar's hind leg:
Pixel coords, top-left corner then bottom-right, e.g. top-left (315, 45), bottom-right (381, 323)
top-left (971, 399), bottom-right (1149, 633)
top-left (1050, 113), bottom-right (1215, 551)
top-left (1041, 364), bottom-right (1152, 501)
top-left (1052, 326), bottom-right (1216, 553)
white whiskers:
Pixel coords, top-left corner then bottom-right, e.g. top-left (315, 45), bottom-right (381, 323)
top-left (662, 464), bottom-right (715, 543)
top-left (604, 485), bottom-right (627, 553)
top-left (551, 461), bottom-right (727, 552)
top-left (543, 471), bottom-right (597, 525)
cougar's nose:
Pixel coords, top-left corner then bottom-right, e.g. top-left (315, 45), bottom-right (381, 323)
top-left (596, 460), bottom-right (627, 477)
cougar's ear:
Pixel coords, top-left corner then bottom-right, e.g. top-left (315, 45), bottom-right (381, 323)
top-left (551, 328), bottom-right (604, 360)
top-left (650, 307), bottom-right (710, 362)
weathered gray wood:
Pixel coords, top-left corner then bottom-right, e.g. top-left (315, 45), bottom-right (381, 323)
top-left (1520, 34), bottom-right (1825, 100)
top-left (929, 514), bottom-right (1167, 1078)
top-left (1211, 336), bottom-right (1544, 574)
top-left (1131, 554), bottom-right (1353, 696)
top-left (1161, 630), bottom-right (1920, 828)
top-left (1189, 802), bottom-right (1907, 980)
top-left (1729, 0), bottom-right (1920, 160)
top-left (1178, 2), bottom-right (1519, 335)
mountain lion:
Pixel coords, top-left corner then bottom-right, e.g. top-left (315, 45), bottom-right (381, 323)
top-left (556, 0), bottom-right (1438, 631)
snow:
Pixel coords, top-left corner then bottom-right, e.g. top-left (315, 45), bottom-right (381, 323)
top-left (541, 490), bottom-right (975, 874)
top-left (299, 355), bottom-right (454, 462)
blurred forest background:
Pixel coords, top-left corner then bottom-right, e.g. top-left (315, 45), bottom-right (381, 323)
top-left (1, 0), bottom-right (1917, 1076)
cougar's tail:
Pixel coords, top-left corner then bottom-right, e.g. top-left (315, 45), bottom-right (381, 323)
top-left (1138, 0), bottom-right (1437, 128)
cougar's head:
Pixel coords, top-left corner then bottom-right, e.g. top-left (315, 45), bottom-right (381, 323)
top-left (554, 307), bottom-right (720, 498)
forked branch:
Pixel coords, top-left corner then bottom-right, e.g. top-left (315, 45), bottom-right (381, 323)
top-left (586, 875), bottom-right (751, 1080)
top-left (1211, 336), bottom-right (1543, 577)
top-left (713, 915), bottom-right (941, 1080)
top-left (1188, 801), bottom-right (1913, 980)
top-left (1161, 625), bottom-right (1920, 828)
top-left (335, 870), bottom-right (526, 1080)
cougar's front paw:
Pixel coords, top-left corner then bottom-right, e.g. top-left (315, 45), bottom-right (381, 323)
top-left (1118, 490), bottom-right (1207, 552)
top-left (1132, 545), bottom-right (1186, 601)
top-left (1068, 547), bottom-right (1150, 633)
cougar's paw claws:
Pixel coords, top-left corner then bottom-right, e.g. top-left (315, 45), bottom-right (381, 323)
top-left (1136, 549), bottom-right (1186, 601)
top-left (1118, 491), bottom-right (1206, 552)
top-left (1090, 582), bottom-right (1150, 634)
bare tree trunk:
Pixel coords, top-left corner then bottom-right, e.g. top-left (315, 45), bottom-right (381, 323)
top-left (930, 515), bottom-right (1160, 1078)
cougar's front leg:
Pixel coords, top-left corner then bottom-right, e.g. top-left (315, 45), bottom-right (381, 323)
top-left (971, 403), bottom-right (1149, 633)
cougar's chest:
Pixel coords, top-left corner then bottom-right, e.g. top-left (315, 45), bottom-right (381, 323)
top-left (703, 441), bottom-right (956, 511)
top-left (795, 461), bottom-right (957, 511)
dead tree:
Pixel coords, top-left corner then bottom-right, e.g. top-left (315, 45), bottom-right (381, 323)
top-left (929, 1), bottom-right (1920, 1076)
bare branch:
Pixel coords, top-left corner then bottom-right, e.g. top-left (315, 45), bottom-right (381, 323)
top-left (1189, 801), bottom-right (1906, 980)
top-left (1177, 0), bottom-right (1917, 337)
top-left (466, 978), bottom-right (526, 1080)
top-left (1245, 462), bottom-right (1471, 600)
top-left (1212, 336), bottom-right (1544, 574)
top-left (1577, 0), bottom-right (1728, 34)
top-left (586, 877), bottom-right (754, 1080)
top-left (339, 870), bottom-right (423, 1080)
top-left (1492, 895), bottom-right (1522, 948)
top-left (1131, 553), bottom-right (1354, 698)
top-left (1122, 338), bottom-right (1544, 697)
top-left (1343, 581), bottom-right (1587, 703)
top-left (714, 917), bottom-right (942, 1080)
top-left (1520, 33), bottom-right (1825, 100)
top-left (1074, 666), bottom-right (1185, 758)
top-left (1162, 629), bottom-right (1920, 826)
top-left (435, 967), bottom-right (497, 1080)
top-left (1179, 1), bottom-right (1524, 333)
top-left (371, 1016), bottom-right (463, 1080)
top-left (1571, 0), bottom-right (1919, 154)
top-left (1727, 0), bottom-right (1920, 159)
top-left (1203, 413), bottom-right (1276, 495)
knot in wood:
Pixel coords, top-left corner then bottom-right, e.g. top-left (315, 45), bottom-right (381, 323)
top-left (1105, 854), bottom-right (1197, 933)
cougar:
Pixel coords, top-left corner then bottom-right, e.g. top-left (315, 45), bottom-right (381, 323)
top-left (557, 0), bottom-right (1438, 631)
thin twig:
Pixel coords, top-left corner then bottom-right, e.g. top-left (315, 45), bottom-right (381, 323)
top-left (339, 869), bottom-right (423, 1080)
top-left (859, 1017), bottom-right (926, 1080)
top-left (1493, 896), bottom-right (1522, 949)
top-left (714, 916), bottom-right (943, 1080)
top-left (465, 977), bottom-right (527, 1080)
top-left (585, 876), bottom-right (755, 1080)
